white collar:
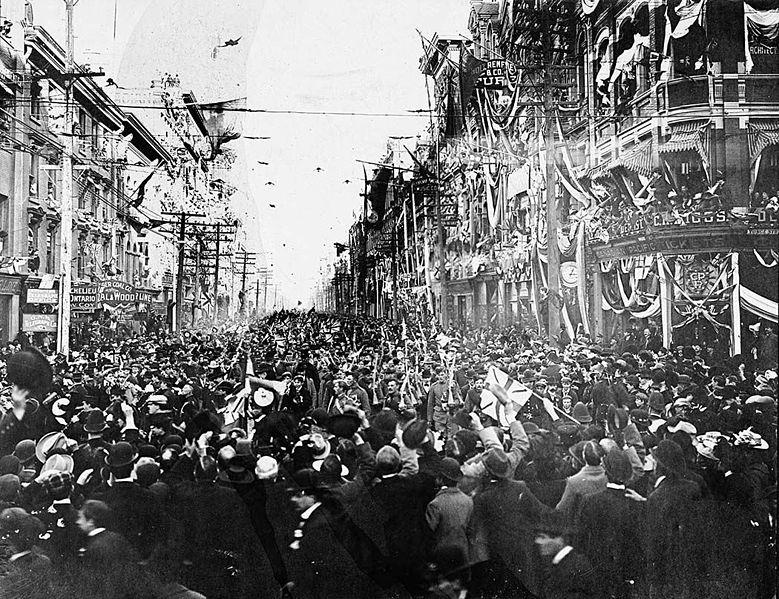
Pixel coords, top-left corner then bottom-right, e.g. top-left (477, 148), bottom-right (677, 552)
top-left (53, 498), bottom-right (72, 505)
top-left (654, 475), bottom-right (667, 489)
top-left (9, 550), bottom-right (32, 562)
top-left (300, 502), bottom-right (322, 521)
top-left (111, 477), bottom-right (134, 485)
top-left (552, 545), bottom-right (574, 565)
top-left (88, 527), bottom-right (106, 537)
top-left (606, 483), bottom-right (626, 490)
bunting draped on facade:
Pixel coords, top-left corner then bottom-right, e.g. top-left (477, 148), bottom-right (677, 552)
top-left (745, 2), bottom-right (779, 73)
top-left (741, 285), bottom-right (779, 323)
top-left (581, 0), bottom-right (600, 16)
top-left (747, 119), bottom-right (779, 163)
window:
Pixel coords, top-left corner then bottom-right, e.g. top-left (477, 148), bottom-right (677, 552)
top-left (46, 227), bottom-right (56, 273)
top-left (77, 236), bottom-right (86, 278)
top-left (30, 81), bottom-right (42, 119)
top-left (0, 194), bottom-right (8, 256)
top-left (29, 155), bottom-right (39, 197)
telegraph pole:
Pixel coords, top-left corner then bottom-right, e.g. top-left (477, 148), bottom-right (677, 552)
top-left (234, 250), bottom-right (256, 315)
top-left (57, 0), bottom-right (76, 355)
top-left (542, 0), bottom-right (561, 342)
top-left (434, 125), bottom-right (448, 328)
top-left (161, 211), bottom-right (205, 331)
top-left (213, 222), bottom-right (220, 324)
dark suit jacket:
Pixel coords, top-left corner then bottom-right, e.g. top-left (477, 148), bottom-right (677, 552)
top-left (289, 504), bottom-right (390, 599)
top-left (579, 487), bottom-right (646, 596)
top-left (91, 481), bottom-right (165, 560)
top-left (170, 479), bottom-right (265, 599)
top-left (540, 549), bottom-right (596, 599)
top-left (646, 476), bottom-right (701, 593)
top-left (75, 529), bottom-right (157, 599)
top-left (469, 478), bottom-right (550, 595)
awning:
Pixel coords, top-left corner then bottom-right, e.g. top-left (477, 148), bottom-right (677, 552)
top-left (747, 120), bottom-right (779, 164)
top-left (586, 139), bottom-right (654, 179)
top-left (613, 139), bottom-right (654, 177)
top-left (658, 120), bottom-right (708, 154)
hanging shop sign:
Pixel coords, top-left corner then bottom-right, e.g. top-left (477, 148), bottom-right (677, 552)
top-left (22, 313), bottom-right (58, 333)
top-left (26, 288), bottom-right (59, 304)
top-left (478, 59), bottom-right (507, 89)
top-left (0, 274), bottom-right (22, 295)
top-left (71, 279), bottom-right (157, 313)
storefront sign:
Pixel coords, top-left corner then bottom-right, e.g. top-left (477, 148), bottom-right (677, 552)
top-left (478, 59), bottom-right (507, 89)
top-left (26, 288), bottom-right (59, 304)
top-left (0, 274), bottom-right (22, 295)
top-left (591, 230), bottom-right (778, 261)
top-left (22, 313), bottom-right (58, 333)
top-left (71, 279), bottom-right (158, 313)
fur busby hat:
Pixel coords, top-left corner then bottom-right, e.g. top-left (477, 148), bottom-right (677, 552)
top-left (5, 347), bottom-right (53, 398)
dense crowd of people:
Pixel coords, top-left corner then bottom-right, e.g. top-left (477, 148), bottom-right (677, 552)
top-left (0, 310), bottom-right (775, 599)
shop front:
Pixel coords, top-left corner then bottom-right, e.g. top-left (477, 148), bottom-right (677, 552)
top-left (71, 279), bottom-right (160, 339)
top-left (0, 274), bottom-right (23, 344)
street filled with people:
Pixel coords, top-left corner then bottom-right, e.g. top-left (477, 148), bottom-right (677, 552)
top-left (0, 310), bottom-right (775, 599)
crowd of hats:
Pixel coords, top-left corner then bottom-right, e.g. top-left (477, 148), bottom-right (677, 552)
top-left (0, 310), bottom-right (774, 597)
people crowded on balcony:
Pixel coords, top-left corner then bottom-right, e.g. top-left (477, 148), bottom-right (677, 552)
top-left (0, 309), bottom-right (774, 599)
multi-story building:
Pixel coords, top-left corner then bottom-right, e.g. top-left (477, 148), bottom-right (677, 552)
top-left (0, 6), bottom-right (214, 344)
top-left (338, 0), bottom-right (778, 355)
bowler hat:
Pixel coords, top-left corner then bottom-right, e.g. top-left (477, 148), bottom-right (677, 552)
top-left (436, 457), bottom-right (463, 483)
top-left (287, 468), bottom-right (319, 494)
top-left (572, 402), bottom-right (592, 424)
top-left (83, 409), bottom-right (108, 433)
top-left (105, 442), bottom-right (138, 468)
top-left (13, 440), bottom-right (36, 465)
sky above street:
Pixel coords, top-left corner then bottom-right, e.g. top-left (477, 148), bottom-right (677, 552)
top-left (34, 0), bottom-right (471, 306)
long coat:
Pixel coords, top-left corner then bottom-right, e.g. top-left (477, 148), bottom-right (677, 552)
top-left (538, 548), bottom-right (596, 599)
top-left (288, 503), bottom-right (393, 599)
top-left (169, 479), bottom-right (266, 599)
top-left (468, 478), bottom-right (550, 595)
top-left (645, 476), bottom-right (701, 599)
top-left (91, 481), bottom-right (165, 560)
top-left (425, 486), bottom-right (473, 558)
top-left (578, 486), bottom-right (646, 598)
top-left (556, 465), bottom-right (607, 521)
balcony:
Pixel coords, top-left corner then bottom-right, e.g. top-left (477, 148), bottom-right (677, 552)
top-left (745, 74), bottom-right (779, 105)
top-left (587, 207), bottom-right (779, 261)
top-left (664, 76), bottom-right (709, 111)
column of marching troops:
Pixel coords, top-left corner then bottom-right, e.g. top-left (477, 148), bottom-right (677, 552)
top-left (0, 310), bottom-right (775, 599)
